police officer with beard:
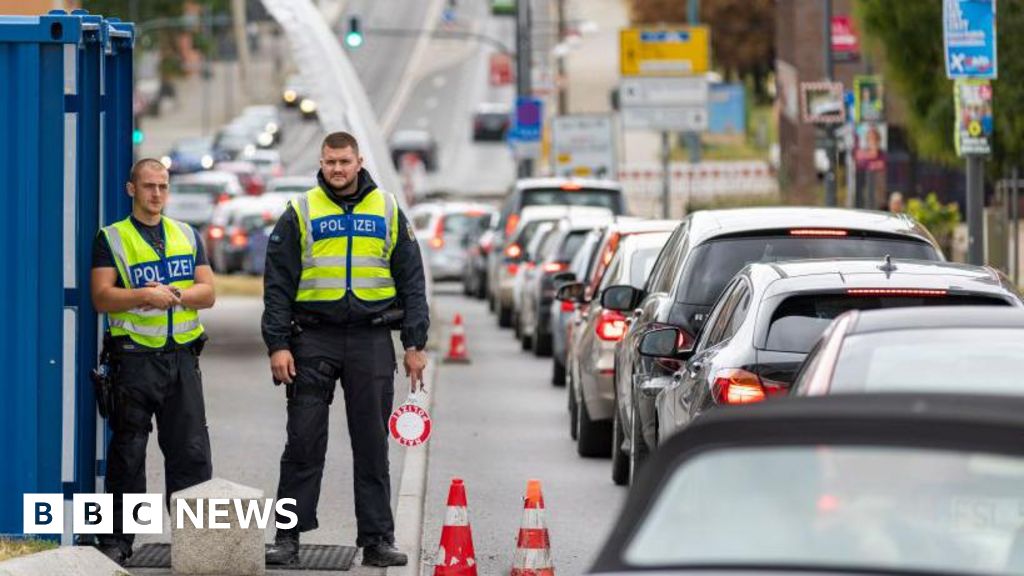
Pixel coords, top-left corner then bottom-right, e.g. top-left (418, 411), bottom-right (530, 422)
top-left (91, 158), bottom-right (216, 564)
top-left (263, 132), bottom-right (429, 567)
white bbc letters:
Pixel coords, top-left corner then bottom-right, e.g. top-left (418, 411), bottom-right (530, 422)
top-left (123, 493), bottom-right (164, 534)
top-left (23, 494), bottom-right (63, 534)
top-left (73, 494), bottom-right (113, 534)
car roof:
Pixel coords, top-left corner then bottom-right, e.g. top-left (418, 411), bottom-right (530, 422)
top-left (514, 177), bottom-right (622, 192)
top-left (173, 170), bottom-right (239, 184)
top-left (848, 305), bottom-right (1024, 334)
top-left (520, 205), bottom-right (612, 221)
top-left (620, 230), bottom-right (672, 252)
top-left (267, 176), bottom-right (315, 189)
top-left (686, 207), bottom-right (938, 248)
top-left (591, 393), bottom-right (1024, 574)
top-left (604, 218), bottom-right (677, 235)
top-left (390, 130), bottom-right (434, 144)
top-left (744, 258), bottom-right (1017, 299)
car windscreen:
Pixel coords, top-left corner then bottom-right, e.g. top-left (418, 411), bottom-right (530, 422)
top-left (443, 213), bottom-right (487, 237)
top-left (625, 445), bottom-right (1024, 575)
top-left (557, 231), bottom-right (589, 262)
top-left (171, 183), bottom-right (221, 195)
top-left (630, 247), bottom-right (662, 288)
top-left (829, 328), bottom-right (1024, 394)
top-left (764, 294), bottom-right (1010, 353)
top-left (676, 236), bottom-right (940, 306)
top-left (521, 188), bottom-right (623, 213)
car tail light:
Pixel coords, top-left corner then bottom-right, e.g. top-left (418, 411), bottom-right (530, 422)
top-left (229, 228), bottom-right (248, 247)
top-left (561, 182), bottom-right (583, 190)
top-left (789, 229), bottom-right (848, 237)
top-left (430, 216), bottom-right (445, 250)
top-left (504, 214), bottom-right (520, 237)
top-left (846, 288), bottom-right (947, 297)
top-left (506, 263), bottom-right (519, 276)
top-left (481, 236), bottom-right (494, 253)
top-left (525, 261), bottom-right (536, 270)
top-left (712, 369), bottom-right (785, 405)
top-left (560, 300), bottom-right (575, 312)
top-left (504, 243), bottom-right (522, 259)
top-left (595, 310), bottom-right (628, 341)
top-left (217, 193), bottom-right (231, 204)
top-left (208, 226), bottom-right (225, 240)
top-left (542, 261), bottom-right (568, 274)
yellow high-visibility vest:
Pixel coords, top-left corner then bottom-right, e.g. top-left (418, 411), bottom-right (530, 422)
top-left (101, 217), bottom-right (204, 348)
top-left (293, 186), bottom-right (398, 302)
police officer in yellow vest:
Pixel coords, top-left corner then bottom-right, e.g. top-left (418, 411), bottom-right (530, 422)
top-left (263, 132), bottom-right (429, 567)
top-left (90, 158), bottom-right (216, 565)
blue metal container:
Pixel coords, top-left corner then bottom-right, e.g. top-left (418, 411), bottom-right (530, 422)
top-left (0, 11), bottom-right (133, 541)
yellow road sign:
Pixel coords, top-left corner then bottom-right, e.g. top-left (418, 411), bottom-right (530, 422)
top-left (620, 26), bottom-right (710, 76)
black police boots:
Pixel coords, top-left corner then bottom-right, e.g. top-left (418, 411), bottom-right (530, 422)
top-left (266, 530), bottom-right (300, 566)
top-left (362, 543), bottom-right (408, 567)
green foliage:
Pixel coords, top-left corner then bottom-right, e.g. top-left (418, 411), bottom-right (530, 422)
top-left (855, 1), bottom-right (1024, 175)
top-left (80, 0), bottom-right (230, 22)
top-left (907, 192), bottom-right (961, 252)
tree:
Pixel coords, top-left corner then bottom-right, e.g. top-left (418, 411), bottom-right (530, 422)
top-left (855, 1), bottom-right (1024, 175)
top-left (629, 0), bottom-right (775, 100)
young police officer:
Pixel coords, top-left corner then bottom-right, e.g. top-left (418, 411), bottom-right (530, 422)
top-left (91, 158), bottom-right (216, 564)
top-left (262, 132), bottom-right (429, 567)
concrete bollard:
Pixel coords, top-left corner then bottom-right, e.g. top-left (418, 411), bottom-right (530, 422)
top-left (170, 478), bottom-right (266, 576)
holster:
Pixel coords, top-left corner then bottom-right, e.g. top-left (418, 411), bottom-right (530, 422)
top-left (91, 333), bottom-right (116, 419)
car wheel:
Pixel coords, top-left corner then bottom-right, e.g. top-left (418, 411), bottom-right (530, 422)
top-left (520, 322), bottom-right (533, 350)
top-left (513, 312), bottom-right (522, 339)
top-left (533, 326), bottom-right (552, 357)
top-left (576, 391), bottom-right (612, 458)
top-left (498, 301), bottom-right (512, 327)
top-left (552, 357), bottom-right (566, 387)
top-left (567, 370), bottom-right (578, 440)
top-left (611, 405), bottom-right (629, 486)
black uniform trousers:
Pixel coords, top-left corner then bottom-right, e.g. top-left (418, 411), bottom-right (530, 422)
top-left (274, 324), bottom-right (396, 548)
top-left (100, 345), bottom-right (213, 552)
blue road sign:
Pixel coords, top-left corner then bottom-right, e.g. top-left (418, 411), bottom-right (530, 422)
top-left (511, 96), bottom-right (543, 142)
top-left (943, 0), bottom-right (997, 79)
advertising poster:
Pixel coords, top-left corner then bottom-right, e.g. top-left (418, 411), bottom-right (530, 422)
top-left (854, 76), bottom-right (884, 123)
top-left (954, 79), bottom-right (994, 156)
top-left (855, 122), bottom-right (887, 172)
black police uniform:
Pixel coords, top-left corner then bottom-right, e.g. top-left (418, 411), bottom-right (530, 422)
top-left (261, 169), bottom-right (428, 552)
top-left (91, 217), bottom-right (213, 559)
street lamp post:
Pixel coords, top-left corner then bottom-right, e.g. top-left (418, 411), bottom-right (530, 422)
top-left (822, 0), bottom-right (837, 207)
top-left (515, 0), bottom-right (533, 178)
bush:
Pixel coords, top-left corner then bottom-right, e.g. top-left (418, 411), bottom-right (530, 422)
top-left (906, 192), bottom-right (960, 254)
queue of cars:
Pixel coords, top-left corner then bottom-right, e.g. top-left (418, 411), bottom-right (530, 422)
top-left (448, 174), bottom-right (1024, 575)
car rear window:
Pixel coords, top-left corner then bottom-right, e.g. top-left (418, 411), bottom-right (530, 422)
top-left (630, 247), bottom-right (662, 288)
top-left (676, 236), bottom-right (941, 306)
top-left (764, 294), bottom-right (1010, 353)
top-left (557, 231), bottom-right (589, 261)
top-left (513, 220), bottom-right (557, 251)
top-left (521, 188), bottom-right (623, 213)
top-left (829, 328), bottom-right (1024, 395)
top-left (172, 183), bottom-right (221, 195)
top-left (443, 213), bottom-right (486, 236)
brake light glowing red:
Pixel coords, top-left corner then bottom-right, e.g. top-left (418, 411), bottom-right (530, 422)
top-left (430, 216), bottom-right (445, 249)
top-left (595, 310), bottom-right (627, 341)
top-left (217, 193), bottom-right (231, 204)
top-left (561, 182), bottom-right (583, 190)
top-left (789, 229), bottom-right (848, 237)
top-left (542, 261), bottom-right (568, 274)
top-left (229, 229), bottom-right (248, 247)
top-left (429, 237), bottom-right (444, 249)
top-left (505, 214), bottom-right (520, 237)
top-left (208, 226), bottom-right (225, 240)
top-left (712, 369), bottom-right (785, 405)
top-left (846, 288), bottom-right (947, 297)
top-left (505, 243), bottom-right (522, 259)
top-left (506, 263), bottom-right (520, 276)
top-left (560, 300), bottom-right (575, 312)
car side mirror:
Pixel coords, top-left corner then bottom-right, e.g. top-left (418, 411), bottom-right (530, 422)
top-left (639, 327), bottom-right (690, 358)
top-left (556, 282), bottom-right (586, 303)
top-left (552, 271), bottom-right (576, 285)
top-left (601, 285), bottom-right (643, 312)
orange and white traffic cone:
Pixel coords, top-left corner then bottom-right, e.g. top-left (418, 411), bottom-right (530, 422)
top-left (510, 479), bottom-right (554, 576)
top-left (433, 478), bottom-right (478, 576)
top-left (444, 313), bottom-right (470, 363)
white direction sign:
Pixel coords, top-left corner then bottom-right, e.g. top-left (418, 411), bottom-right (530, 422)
top-left (552, 115), bottom-right (617, 179)
top-left (620, 76), bottom-right (709, 132)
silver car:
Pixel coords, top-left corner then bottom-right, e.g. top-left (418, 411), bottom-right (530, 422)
top-left (569, 232), bottom-right (670, 457)
top-left (550, 229), bottom-right (604, 386)
top-left (409, 202), bottom-right (495, 282)
top-left (166, 170), bottom-right (244, 227)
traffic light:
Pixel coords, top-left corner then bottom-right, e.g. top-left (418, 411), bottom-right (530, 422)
top-left (345, 16), bottom-right (363, 48)
top-left (132, 128), bottom-right (144, 145)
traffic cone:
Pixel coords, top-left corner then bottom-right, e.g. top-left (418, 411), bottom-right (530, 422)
top-left (433, 478), bottom-right (478, 575)
top-left (510, 479), bottom-right (554, 576)
top-left (444, 313), bottom-right (470, 363)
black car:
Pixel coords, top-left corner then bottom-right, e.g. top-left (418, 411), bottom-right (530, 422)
top-left (589, 393), bottom-right (1024, 575)
top-left (649, 258), bottom-right (1023, 446)
top-left (462, 213), bottom-right (498, 299)
top-left (604, 207), bottom-right (944, 485)
top-left (792, 306), bottom-right (1024, 397)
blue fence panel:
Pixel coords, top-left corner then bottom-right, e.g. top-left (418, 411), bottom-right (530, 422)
top-left (0, 10), bottom-right (133, 541)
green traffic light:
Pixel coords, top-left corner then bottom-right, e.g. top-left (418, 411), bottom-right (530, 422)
top-left (132, 129), bottom-right (144, 145)
top-left (345, 32), bottom-right (363, 48)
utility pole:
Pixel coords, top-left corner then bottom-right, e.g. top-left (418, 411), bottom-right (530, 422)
top-left (684, 0), bottom-right (701, 165)
top-left (822, 0), bottom-right (837, 207)
top-left (231, 0), bottom-right (250, 107)
top-left (515, 0), bottom-right (533, 177)
top-left (201, 4), bottom-right (212, 136)
top-left (966, 155), bottom-right (985, 265)
top-left (556, 0), bottom-right (567, 116)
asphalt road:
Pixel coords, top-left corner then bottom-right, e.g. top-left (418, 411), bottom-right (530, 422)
top-left (420, 284), bottom-right (625, 575)
top-left (133, 297), bottom-right (408, 576)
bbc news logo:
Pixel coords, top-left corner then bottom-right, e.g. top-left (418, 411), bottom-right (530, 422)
top-left (24, 494), bottom-right (298, 534)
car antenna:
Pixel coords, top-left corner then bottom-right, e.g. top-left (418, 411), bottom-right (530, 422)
top-left (878, 254), bottom-right (897, 278)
